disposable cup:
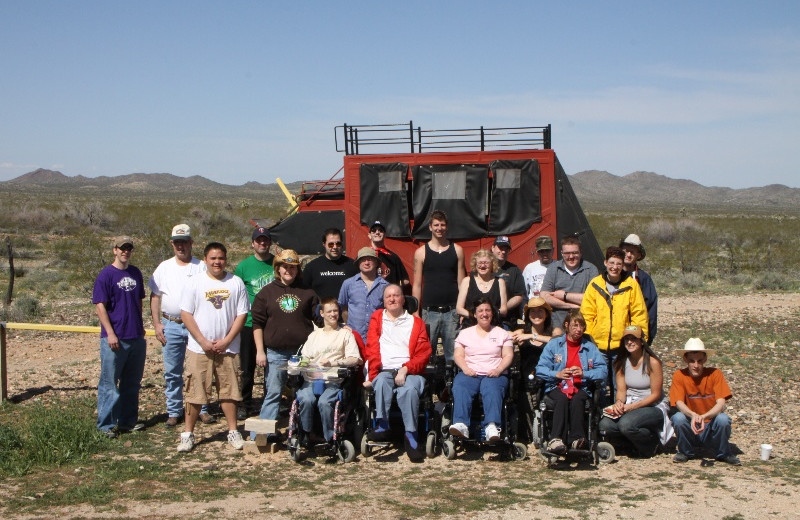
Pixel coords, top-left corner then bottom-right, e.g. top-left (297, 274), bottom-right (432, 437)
top-left (760, 443), bottom-right (772, 461)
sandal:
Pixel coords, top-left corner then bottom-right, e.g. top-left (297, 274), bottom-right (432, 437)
top-left (547, 438), bottom-right (567, 455)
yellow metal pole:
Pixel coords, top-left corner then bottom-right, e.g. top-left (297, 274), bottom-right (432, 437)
top-left (276, 177), bottom-right (299, 212)
top-left (4, 323), bottom-right (155, 336)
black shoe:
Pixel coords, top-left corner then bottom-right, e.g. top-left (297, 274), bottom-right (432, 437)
top-left (404, 435), bottom-right (424, 462)
top-left (717, 454), bottom-right (741, 466)
top-left (119, 422), bottom-right (145, 433)
top-left (102, 429), bottom-right (118, 439)
top-left (237, 406), bottom-right (247, 420)
top-left (367, 429), bottom-right (390, 442)
top-left (673, 452), bottom-right (691, 463)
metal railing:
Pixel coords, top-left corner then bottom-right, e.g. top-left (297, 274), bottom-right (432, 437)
top-left (335, 122), bottom-right (551, 155)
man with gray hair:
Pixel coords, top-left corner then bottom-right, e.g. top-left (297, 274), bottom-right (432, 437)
top-left (149, 224), bottom-right (215, 427)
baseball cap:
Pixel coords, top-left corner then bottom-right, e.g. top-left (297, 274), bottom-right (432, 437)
top-left (171, 224), bottom-right (191, 241)
top-left (369, 221), bottom-right (386, 232)
top-left (535, 235), bottom-right (554, 251)
top-left (252, 226), bottom-right (271, 241)
top-left (113, 236), bottom-right (134, 248)
top-left (493, 236), bottom-right (512, 248)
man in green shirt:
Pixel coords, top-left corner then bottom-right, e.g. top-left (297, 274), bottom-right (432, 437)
top-left (233, 226), bottom-right (275, 419)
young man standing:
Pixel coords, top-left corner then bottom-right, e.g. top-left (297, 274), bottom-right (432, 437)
top-left (149, 224), bottom-right (212, 427)
top-left (177, 242), bottom-right (249, 453)
top-left (540, 236), bottom-right (599, 329)
top-left (522, 235), bottom-right (554, 298)
top-left (368, 220), bottom-right (411, 293)
top-left (412, 210), bottom-right (466, 362)
top-left (302, 227), bottom-right (358, 299)
top-left (491, 236), bottom-right (527, 328)
top-left (93, 236), bottom-right (146, 438)
top-left (233, 226), bottom-right (275, 419)
top-left (670, 338), bottom-right (740, 465)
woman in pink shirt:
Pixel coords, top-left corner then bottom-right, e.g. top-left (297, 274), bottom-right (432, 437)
top-left (448, 297), bottom-right (514, 442)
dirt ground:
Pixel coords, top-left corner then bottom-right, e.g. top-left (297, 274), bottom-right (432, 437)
top-left (3, 293), bottom-right (799, 519)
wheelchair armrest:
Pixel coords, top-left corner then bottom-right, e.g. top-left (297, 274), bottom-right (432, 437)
top-left (337, 365), bottom-right (359, 379)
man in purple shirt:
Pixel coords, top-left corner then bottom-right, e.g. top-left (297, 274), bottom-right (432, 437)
top-left (92, 236), bottom-right (147, 438)
top-left (338, 247), bottom-right (389, 340)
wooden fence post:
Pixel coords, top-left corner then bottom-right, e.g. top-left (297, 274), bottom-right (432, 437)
top-left (1, 322), bottom-right (7, 401)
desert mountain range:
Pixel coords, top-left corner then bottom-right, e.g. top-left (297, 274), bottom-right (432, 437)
top-left (4, 168), bottom-right (799, 209)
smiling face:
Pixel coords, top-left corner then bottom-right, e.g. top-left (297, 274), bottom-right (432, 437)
top-left (561, 244), bottom-right (582, 270)
top-left (204, 247), bottom-right (228, 280)
top-left (320, 301), bottom-right (340, 329)
top-left (113, 244), bottom-right (133, 267)
top-left (623, 334), bottom-right (643, 354)
top-left (536, 248), bottom-right (553, 265)
top-left (323, 233), bottom-right (343, 260)
top-left (252, 235), bottom-right (271, 257)
top-left (605, 256), bottom-right (624, 283)
top-left (429, 218), bottom-right (447, 239)
top-left (491, 244), bottom-right (510, 265)
top-left (474, 302), bottom-right (494, 329)
top-left (277, 263), bottom-right (298, 285)
top-left (527, 307), bottom-right (547, 327)
top-left (369, 226), bottom-right (385, 245)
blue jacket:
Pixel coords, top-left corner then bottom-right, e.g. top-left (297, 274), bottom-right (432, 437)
top-left (535, 334), bottom-right (608, 396)
top-left (634, 268), bottom-right (658, 345)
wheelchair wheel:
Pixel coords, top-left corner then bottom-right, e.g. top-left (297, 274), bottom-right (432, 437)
top-left (442, 439), bottom-right (456, 460)
top-left (337, 439), bottom-right (356, 463)
top-left (510, 442), bottom-right (528, 461)
top-left (425, 431), bottom-right (439, 458)
top-left (360, 433), bottom-right (372, 457)
top-left (288, 437), bottom-right (303, 463)
top-left (596, 441), bottom-right (615, 464)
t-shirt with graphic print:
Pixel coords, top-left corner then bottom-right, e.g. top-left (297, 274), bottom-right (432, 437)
top-left (92, 264), bottom-right (145, 340)
top-left (233, 253), bottom-right (275, 327)
top-left (180, 272), bottom-right (249, 355)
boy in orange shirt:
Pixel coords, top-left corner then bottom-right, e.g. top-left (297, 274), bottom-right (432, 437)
top-left (669, 338), bottom-right (740, 465)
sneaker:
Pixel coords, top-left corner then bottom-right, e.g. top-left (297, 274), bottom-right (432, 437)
top-left (120, 422), bottom-right (145, 433)
top-left (570, 438), bottom-right (586, 450)
top-left (165, 416), bottom-right (180, 428)
top-left (717, 454), bottom-right (741, 466)
top-left (673, 452), bottom-right (690, 463)
top-left (102, 429), bottom-right (118, 439)
top-left (484, 423), bottom-right (501, 442)
top-left (199, 413), bottom-right (217, 425)
top-left (547, 437), bottom-right (567, 455)
top-left (227, 430), bottom-right (245, 450)
top-left (177, 433), bottom-right (195, 453)
top-left (449, 423), bottom-right (469, 438)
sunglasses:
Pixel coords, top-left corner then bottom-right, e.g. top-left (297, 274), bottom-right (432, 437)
top-left (326, 241), bottom-right (343, 247)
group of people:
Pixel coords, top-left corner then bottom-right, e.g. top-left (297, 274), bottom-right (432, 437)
top-left (93, 212), bottom-right (740, 464)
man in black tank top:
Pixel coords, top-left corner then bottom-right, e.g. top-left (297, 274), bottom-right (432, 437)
top-left (412, 210), bottom-right (466, 362)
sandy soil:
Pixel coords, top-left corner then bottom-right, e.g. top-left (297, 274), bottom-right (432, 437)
top-left (2, 294), bottom-right (799, 519)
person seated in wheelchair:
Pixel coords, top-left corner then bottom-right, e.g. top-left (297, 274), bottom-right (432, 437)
top-left (598, 325), bottom-right (664, 458)
top-left (448, 297), bottom-right (514, 442)
top-left (296, 298), bottom-right (362, 445)
top-left (535, 309), bottom-right (607, 454)
top-left (364, 284), bottom-right (432, 461)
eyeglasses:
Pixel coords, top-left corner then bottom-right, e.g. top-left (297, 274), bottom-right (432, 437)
top-left (326, 241), bottom-right (343, 247)
top-left (561, 251), bottom-right (580, 257)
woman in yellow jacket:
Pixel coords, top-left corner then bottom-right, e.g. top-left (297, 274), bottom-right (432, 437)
top-left (579, 247), bottom-right (649, 392)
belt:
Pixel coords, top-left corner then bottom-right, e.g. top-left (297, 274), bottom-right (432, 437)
top-left (424, 305), bottom-right (452, 312)
top-left (161, 312), bottom-right (183, 324)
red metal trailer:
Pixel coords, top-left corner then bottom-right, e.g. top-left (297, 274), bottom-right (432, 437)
top-left (269, 122), bottom-right (602, 274)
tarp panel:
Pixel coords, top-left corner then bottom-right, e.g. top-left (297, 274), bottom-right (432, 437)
top-left (269, 210), bottom-right (345, 256)
top-left (359, 162), bottom-right (411, 238)
top-left (411, 164), bottom-right (488, 240)
top-left (554, 158), bottom-right (604, 268)
top-left (488, 159), bottom-right (541, 234)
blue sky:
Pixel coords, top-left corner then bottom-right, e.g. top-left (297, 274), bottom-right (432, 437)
top-left (1, 1), bottom-right (798, 188)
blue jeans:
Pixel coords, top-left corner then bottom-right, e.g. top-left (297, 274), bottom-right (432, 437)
top-left (373, 371), bottom-right (426, 433)
top-left (599, 406), bottom-right (663, 456)
top-left (161, 319), bottom-right (207, 417)
top-left (452, 372), bottom-right (508, 428)
top-left (671, 412), bottom-right (733, 459)
top-left (422, 308), bottom-right (458, 362)
top-left (297, 381), bottom-right (340, 441)
top-left (259, 349), bottom-right (290, 420)
top-left (97, 337), bottom-right (147, 432)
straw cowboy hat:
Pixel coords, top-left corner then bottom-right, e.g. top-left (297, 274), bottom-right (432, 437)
top-left (523, 296), bottom-right (552, 315)
top-left (675, 337), bottom-right (714, 357)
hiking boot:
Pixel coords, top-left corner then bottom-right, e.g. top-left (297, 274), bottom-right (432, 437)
top-left (717, 454), bottom-right (741, 466)
top-left (199, 413), bottom-right (217, 424)
top-left (227, 430), bottom-right (245, 450)
top-left (448, 423), bottom-right (469, 438)
top-left (673, 452), bottom-right (690, 463)
top-left (177, 433), bottom-right (195, 453)
top-left (484, 423), bottom-right (501, 442)
top-left (165, 416), bottom-right (180, 428)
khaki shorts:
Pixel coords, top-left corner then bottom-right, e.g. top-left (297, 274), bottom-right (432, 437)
top-left (185, 350), bottom-right (242, 405)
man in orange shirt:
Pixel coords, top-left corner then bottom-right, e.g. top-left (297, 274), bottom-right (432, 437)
top-left (669, 338), bottom-right (740, 465)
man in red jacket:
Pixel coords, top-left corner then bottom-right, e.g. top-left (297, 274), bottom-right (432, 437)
top-left (364, 284), bottom-right (432, 460)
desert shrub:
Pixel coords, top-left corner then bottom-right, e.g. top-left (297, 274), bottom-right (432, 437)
top-left (11, 295), bottom-right (42, 320)
top-left (753, 271), bottom-right (792, 291)
top-left (678, 272), bottom-right (704, 290)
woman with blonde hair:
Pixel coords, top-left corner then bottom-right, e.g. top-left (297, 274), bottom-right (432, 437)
top-left (456, 249), bottom-right (507, 324)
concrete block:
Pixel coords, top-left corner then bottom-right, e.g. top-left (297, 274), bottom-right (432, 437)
top-left (244, 418), bottom-right (276, 434)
